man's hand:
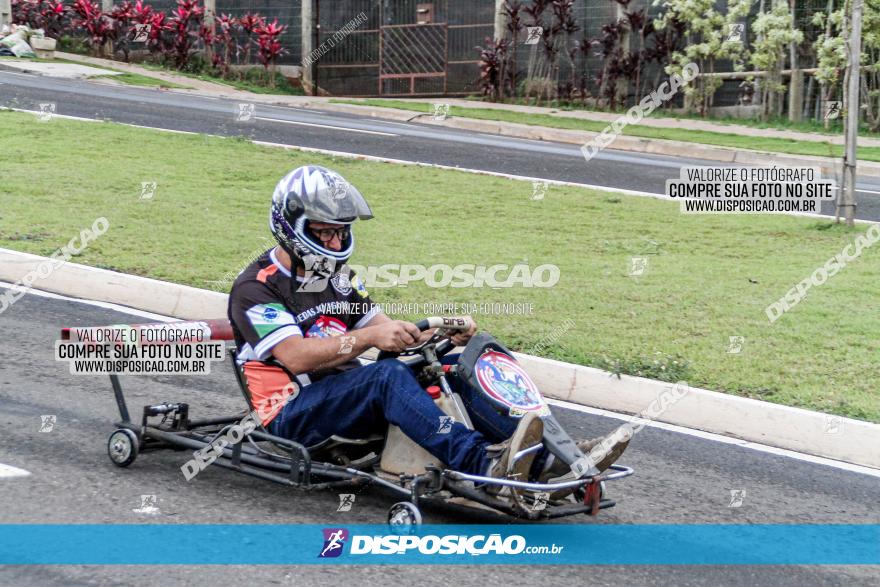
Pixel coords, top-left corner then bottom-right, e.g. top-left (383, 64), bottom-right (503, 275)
top-left (447, 315), bottom-right (477, 347)
top-left (367, 320), bottom-right (421, 353)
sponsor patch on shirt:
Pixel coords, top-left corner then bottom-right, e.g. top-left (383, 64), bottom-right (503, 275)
top-left (352, 273), bottom-right (369, 298)
top-left (331, 273), bottom-right (352, 295)
top-left (306, 315), bottom-right (348, 338)
top-left (246, 303), bottom-right (296, 337)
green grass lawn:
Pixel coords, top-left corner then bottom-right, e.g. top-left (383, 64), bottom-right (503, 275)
top-left (1, 109), bottom-right (877, 422)
top-left (333, 99), bottom-right (880, 163)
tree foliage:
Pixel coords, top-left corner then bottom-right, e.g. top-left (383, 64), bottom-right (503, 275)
top-left (813, 0), bottom-right (880, 131)
top-left (653, 0), bottom-right (752, 116)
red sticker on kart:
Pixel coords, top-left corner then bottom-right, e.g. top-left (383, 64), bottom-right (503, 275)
top-left (475, 350), bottom-right (545, 412)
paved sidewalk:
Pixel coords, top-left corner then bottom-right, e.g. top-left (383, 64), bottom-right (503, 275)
top-left (0, 59), bottom-right (120, 79)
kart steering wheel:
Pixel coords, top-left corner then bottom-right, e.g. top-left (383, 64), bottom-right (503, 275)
top-left (375, 317), bottom-right (467, 361)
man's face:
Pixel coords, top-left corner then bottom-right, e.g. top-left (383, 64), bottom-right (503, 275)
top-left (308, 221), bottom-right (348, 252)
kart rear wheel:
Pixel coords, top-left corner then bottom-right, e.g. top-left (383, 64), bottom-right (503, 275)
top-left (388, 501), bottom-right (422, 528)
top-left (573, 480), bottom-right (606, 503)
top-left (107, 429), bottom-right (139, 467)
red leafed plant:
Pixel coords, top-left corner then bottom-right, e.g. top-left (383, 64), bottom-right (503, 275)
top-left (237, 12), bottom-right (264, 67)
top-left (206, 13), bottom-right (239, 77)
top-left (71, 0), bottom-right (114, 56)
top-left (10, 0), bottom-right (39, 29)
top-left (132, 0), bottom-right (153, 22)
top-left (254, 19), bottom-right (287, 86)
top-left (11, 0), bottom-right (69, 38)
top-left (141, 6), bottom-right (169, 56)
top-left (476, 37), bottom-right (510, 102)
top-left (110, 0), bottom-right (137, 61)
top-left (127, 0), bottom-right (163, 56)
top-left (165, 0), bottom-right (204, 70)
top-left (39, 0), bottom-right (70, 39)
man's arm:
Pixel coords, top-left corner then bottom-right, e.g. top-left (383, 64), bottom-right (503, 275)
top-left (271, 319), bottom-right (421, 376)
top-left (363, 312), bottom-right (438, 344)
top-left (364, 313), bottom-right (477, 346)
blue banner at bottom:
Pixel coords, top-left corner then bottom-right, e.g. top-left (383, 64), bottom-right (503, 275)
top-left (0, 524), bottom-right (877, 565)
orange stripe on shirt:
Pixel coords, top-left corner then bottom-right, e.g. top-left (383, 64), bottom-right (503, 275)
top-left (256, 264), bottom-right (279, 283)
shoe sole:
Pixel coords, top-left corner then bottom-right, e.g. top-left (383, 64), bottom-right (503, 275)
top-left (505, 413), bottom-right (544, 513)
top-left (548, 424), bottom-right (633, 500)
top-left (588, 432), bottom-right (631, 472)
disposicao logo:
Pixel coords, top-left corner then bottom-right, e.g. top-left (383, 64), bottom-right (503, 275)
top-left (317, 529), bottom-right (547, 558)
top-left (318, 528), bottom-right (348, 558)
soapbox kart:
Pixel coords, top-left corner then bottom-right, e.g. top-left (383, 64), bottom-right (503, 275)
top-left (66, 316), bottom-right (633, 525)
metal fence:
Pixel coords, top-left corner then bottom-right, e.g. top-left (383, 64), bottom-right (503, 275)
top-left (45, 0), bottom-right (819, 104)
top-left (313, 0), bottom-right (672, 99)
top-left (217, 0), bottom-right (302, 65)
top-left (315, 0), bottom-right (494, 96)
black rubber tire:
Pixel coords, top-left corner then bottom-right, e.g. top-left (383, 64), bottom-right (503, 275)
top-left (107, 428), bottom-right (139, 468)
top-left (387, 501), bottom-right (423, 528)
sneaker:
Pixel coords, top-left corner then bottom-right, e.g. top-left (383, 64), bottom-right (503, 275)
top-left (540, 423), bottom-right (633, 499)
top-left (484, 412), bottom-right (544, 512)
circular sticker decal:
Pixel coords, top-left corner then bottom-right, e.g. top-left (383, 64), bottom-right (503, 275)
top-left (475, 350), bottom-right (545, 411)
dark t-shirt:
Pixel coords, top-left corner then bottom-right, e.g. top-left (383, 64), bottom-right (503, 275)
top-left (228, 248), bottom-right (381, 381)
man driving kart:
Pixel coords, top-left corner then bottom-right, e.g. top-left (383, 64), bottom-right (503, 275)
top-left (228, 165), bottom-right (631, 512)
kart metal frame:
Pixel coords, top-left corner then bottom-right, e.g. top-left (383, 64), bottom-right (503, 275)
top-left (101, 334), bottom-right (634, 524)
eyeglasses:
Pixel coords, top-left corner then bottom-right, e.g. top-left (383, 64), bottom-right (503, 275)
top-left (309, 226), bottom-right (350, 243)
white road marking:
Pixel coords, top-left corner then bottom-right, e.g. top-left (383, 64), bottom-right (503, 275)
top-left (1, 106), bottom-right (101, 123)
top-left (0, 463), bottom-right (32, 479)
top-left (2, 280), bottom-right (876, 478)
top-left (545, 398), bottom-right (880, 479)
top-left (255, 117), bottom-right (398, 136)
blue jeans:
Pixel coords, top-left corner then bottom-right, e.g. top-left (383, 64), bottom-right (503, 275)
top-left (268, 355), bottom-right (524, 476)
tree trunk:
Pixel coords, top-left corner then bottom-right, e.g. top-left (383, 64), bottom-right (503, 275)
top-left (755, 0), bottom-right (766, 105)
top-left (615, 2), bottom-right (629, 106)
top-left (803, 70), bottom-right (814, 119)
top-left (787, 0), bottom-right (802, 121)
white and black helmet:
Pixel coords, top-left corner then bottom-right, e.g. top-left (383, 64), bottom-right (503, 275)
top-left (269, 165), bottom-right (373, 270)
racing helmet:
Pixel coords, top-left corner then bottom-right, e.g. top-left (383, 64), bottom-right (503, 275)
top-left (269, 165), bottom-right (373, 270)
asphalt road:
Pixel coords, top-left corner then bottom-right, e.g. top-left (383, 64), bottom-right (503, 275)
top-left (0, 288), bottom-right (878, 585)
top-left (2, 71), bottom-right (880, 221)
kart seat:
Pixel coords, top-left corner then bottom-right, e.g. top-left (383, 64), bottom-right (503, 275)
top-left (228, 350), bottom-right (383, 454)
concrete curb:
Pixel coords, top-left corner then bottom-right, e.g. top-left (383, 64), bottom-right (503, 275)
top-left (312, 102), bottom-right (880, 179)
top-left (0, 249), bottom-right (227, 319)
top-left (514, 354), bottom-right (879, 469)
top-left (2, 247), bottom-right (878, 470)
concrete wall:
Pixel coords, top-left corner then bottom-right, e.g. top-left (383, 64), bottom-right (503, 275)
top-left (0, 0), bottom-right (11, 29)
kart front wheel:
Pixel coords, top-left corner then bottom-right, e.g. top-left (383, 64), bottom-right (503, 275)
top-left (107, 429), bottom-right (139, 467)
top-left (388, 501), bottom-right (422, 528)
